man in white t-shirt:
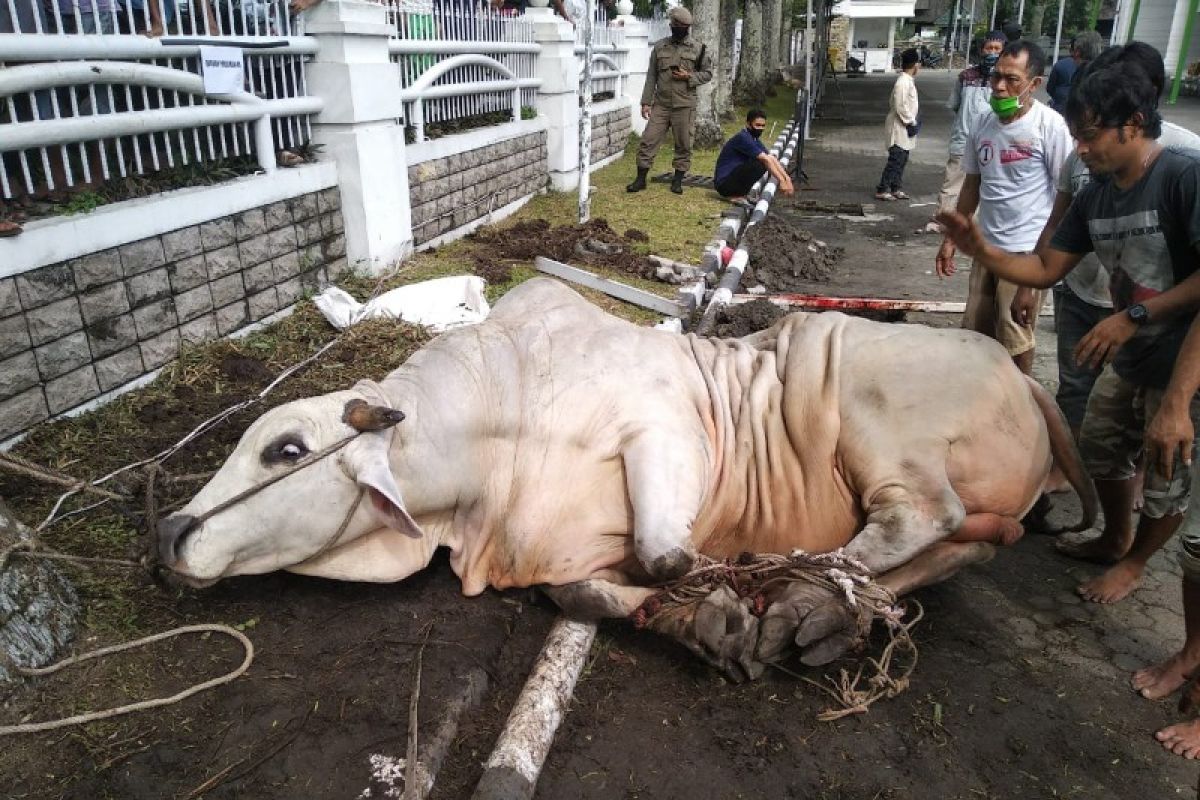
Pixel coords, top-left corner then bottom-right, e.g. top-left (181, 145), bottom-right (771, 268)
top-left (935, 40), bottom-right (1073, 374)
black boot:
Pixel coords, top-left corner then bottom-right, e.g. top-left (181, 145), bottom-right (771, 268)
top-left (670, 170), bottom-right (685, 194)
top-left (626, 167), bottom-right (648, 193)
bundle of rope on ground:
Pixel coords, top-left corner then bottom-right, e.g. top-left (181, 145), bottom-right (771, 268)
top-left (631, 550), bottom-right (922, 721)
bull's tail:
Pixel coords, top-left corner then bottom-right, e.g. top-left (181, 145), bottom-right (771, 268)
top-left (1023, 375), bottom-right (1099, 532)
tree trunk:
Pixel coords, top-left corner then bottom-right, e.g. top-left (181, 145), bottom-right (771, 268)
top-left (734, 0), bottom-right (766, 104)
top-left (1029, 2), bottom-right (1047, 36)
top-left (779, 0), bottom-right (794, 69)
top-left (0, 498), bottom-right (78, 683)
top-left (715, 0), bottom-right (738, 119)
top-left (763, 0), bottom-right (781, 75)
top-left (691, 0), bottom-right (724, 147)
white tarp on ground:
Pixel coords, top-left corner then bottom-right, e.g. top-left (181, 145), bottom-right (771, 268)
top-left (314, 275), bottom-right (490, 332)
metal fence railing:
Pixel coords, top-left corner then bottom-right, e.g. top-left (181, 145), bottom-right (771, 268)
top-left (643, 9), bottom-right (668, 44)
top-left (574, 10), bottom-right (626, 102)
top-left (0, 0), bottom-right (318, 200)
top-left (386, 3), bottom-right (539, 142)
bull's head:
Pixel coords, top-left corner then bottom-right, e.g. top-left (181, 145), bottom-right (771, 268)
top-left (157, 386), bottom-right (428, 587)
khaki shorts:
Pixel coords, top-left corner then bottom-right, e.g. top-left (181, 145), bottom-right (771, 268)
top-left (938, 154), bottom-right (965, 214)
top-left (961, 260), bottom-right (1042, 356)
top-left (1078, 366), bottom-right (1200, 520)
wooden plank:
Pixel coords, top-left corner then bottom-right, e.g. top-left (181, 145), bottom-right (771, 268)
top-left (535, 257), bottom-right (683, 318)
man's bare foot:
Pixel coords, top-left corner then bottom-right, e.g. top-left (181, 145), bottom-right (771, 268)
top-left (1156, 719), bottom-right (1200, 759)
top-left (142, 24), bottom-right (164, 38)
top-left (1054, 529), bottom-right (1128, 564)
top-left (0, 220), bottom-right (22, 237)
top-left (1077, 561), bottom-right (1143, 603)
top-left (1132, 652), bottom-right (1200, 700)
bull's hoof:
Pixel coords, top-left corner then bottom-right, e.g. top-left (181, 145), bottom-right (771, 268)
top-left (756, 583), bottom-right (869, 666)
top-left (646, 546), bottom-right (695, 582)
top-left (692, 586), bottom-right (763, 682)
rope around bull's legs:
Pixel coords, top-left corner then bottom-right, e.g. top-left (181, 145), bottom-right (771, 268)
top-left (0, 624), bottom-right (254, 736)
top-left (633, 551), bottom-right (922, 720)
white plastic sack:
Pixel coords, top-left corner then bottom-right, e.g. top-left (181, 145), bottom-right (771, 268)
top-left (314, 276), bottom-right (490, 333)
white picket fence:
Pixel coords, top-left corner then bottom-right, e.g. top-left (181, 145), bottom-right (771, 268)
top-left (0, 0), bottom-right (317, 199)
top-left (386, 5), bottom-right (539, 142)
top-left (1, 1), bottom-right (633, 199)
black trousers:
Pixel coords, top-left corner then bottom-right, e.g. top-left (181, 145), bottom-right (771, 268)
top-left (715, 159), bottom-right (768, 198)
top-left (876, 145), bottom-right (910, 193)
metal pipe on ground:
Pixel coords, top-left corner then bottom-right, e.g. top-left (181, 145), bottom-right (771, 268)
top-left (693, 94), bottom-right (806, 335)
top-left (469, 618), bottom-right (597, 800)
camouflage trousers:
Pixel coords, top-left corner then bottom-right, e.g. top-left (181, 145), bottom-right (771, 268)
top-left (1079, 366), bottom-right (1200, 524)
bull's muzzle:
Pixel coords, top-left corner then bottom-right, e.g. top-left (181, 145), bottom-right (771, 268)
top-left (157, 513), bottom-right (199, 568)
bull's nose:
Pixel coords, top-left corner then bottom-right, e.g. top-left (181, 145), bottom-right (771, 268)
top-left (157, 514), bottom-right (198, 566)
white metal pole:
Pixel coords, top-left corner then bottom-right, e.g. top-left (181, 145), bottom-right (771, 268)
top-left (804, 0), bottom-right (812, 140)
top-left (1052, 0), bottom-right (1066, 64)
top-left (579, 0), bottom-right (594, 223)
top-left (949, 0), bottom-right (962, 53)
top-left (1016, 0), bottom-right (1025, 30)
top-left (989, 0), bottom-right (998, 29)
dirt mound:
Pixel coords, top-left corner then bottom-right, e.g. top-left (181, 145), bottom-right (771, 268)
top-left (713, 299), bottom-right (906, 338)
top-left (740, 216), bottom-right (843, 293)
top-left (466, 218), bottom-right (655, 282)
top-left (713, 299), bottom-right (790, 337)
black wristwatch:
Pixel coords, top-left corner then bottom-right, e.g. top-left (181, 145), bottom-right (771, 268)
top-left (1127, 303), bottom-right (1150, 325)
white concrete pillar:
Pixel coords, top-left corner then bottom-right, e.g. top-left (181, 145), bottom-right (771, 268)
top-left (530, 7), bottom-right (581, 191)
top-left (305, 0), bottom-right (412, 274)
top-left (620, 15), bottom-right (650, 136)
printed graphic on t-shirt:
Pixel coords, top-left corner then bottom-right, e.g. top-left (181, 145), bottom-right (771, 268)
top-left (977, 140), bottom-right (995, 166)
top-left (1000, 142), bottom-right (1034, 164)
top-left (1088, 210), bottom-right (1172, 307)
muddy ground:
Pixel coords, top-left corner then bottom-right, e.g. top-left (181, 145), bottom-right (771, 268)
top-left (5, 74), bottom-right (1200, 800)
top-left (465, 218), bottom-right (655, 284)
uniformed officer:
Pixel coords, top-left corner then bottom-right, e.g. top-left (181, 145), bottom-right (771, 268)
top-left (626, 6), bottom-right (713, 194)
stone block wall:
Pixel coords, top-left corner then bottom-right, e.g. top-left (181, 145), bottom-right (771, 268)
top-left (407, 131), bottom-right (549, 246)
top-left (590, 105), bottom-right (632, 163)
top-left (0, 188), bottom-right (347, 442)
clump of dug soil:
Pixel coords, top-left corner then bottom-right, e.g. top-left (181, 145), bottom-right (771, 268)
top-left (739, 216), bottom-right (843, 293)
top-left (712, 299), bottom-right (906, 338)
top-left (466, 218), bottom-right (657, 283)
top-left (713, 299), bottom-right (790, 337)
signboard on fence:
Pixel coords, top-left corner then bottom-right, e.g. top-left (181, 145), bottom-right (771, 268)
top-left (199, 46), bottom-right (245, 95)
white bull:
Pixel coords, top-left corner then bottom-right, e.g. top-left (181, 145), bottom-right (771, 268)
top-left (158, 279), bottom-right (1096, 679)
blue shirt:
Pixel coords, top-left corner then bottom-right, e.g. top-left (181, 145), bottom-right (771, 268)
top-left (1046, 57), bottom-right (1077, 113)
top-left (714, 128), bottom-right (767, 183)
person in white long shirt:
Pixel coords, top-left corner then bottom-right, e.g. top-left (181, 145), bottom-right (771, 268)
top-left (935, 40), bottom-right (1073, 375)
top-left (875, 49), bottom-right (920, 201)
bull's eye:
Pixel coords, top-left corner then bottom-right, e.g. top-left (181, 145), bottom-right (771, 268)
top-left (280, 443), bottom-right (305, 459)
top-left (262, 436), bottom-right (310, 465)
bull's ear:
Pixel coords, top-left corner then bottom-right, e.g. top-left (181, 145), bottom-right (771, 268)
top-left (341, 436), bottom-right (423, 540)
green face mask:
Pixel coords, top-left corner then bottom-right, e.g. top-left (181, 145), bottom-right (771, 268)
top-left (990, 94), bottom-right (1022, 118)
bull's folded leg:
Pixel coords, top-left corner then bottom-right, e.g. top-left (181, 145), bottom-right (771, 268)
top-left (545, 579), bottom-right (763, 681)
top-left (874, 540), bottom-right (996, 596)
top-left (622, 431), bottom-right (708, 581)
top-left (543, 578), bottom-right (657, 620)
top-left (757, 540), bottom-right (996, 667)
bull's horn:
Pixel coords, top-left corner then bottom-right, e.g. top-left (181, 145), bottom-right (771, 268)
top-left (342, 399), bottom-right (406, 432)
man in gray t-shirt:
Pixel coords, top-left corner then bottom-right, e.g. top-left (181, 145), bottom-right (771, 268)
top-left (1031, 122), bottom-right (1200, 436)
